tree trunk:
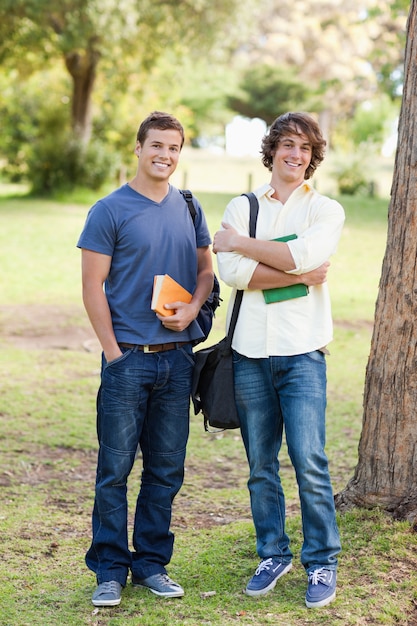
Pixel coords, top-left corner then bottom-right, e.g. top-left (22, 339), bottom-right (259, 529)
top-left (335, 0), bottom-right (417, 524)
top-left (64, 46), bottom-right (100, 145)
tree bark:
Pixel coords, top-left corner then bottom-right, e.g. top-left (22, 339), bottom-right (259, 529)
top-left (335, 0), bottom-right (417, 524)
top-left (64, 45), bottom-right (100, 145)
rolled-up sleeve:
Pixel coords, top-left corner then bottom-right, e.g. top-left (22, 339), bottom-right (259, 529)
top-left (216, 195), bottom-right (259, 289)
top-left (286, 197), bottom-right (345, 274)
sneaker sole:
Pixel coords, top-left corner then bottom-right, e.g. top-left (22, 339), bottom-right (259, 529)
top-left (305, 589), bottom-right (336, 608)
top-left (245, 562), bottom-right (293, 597)
top-left (92, 597), bottom-right (121, 607)
top-left (133, 582), bottom-right (184, 598)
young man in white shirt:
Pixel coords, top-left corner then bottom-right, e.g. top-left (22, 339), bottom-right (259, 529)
top-left (213, 112), bottom-right (344, 608)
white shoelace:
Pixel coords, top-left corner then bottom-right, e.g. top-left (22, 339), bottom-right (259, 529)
top-left (308, 568), bottom-right (333, 585)
top-left (255, 558), bottom-right (274, 575)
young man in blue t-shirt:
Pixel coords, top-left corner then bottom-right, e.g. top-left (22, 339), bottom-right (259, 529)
top-left (77, 111), bottom-right (213, 607)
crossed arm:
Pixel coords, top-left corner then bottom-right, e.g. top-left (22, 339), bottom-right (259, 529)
top-left (213, 222), bottom-right (329, 289)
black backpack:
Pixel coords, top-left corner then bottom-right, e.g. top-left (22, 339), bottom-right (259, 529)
top-left (181, 190), bottom-right (221, 345)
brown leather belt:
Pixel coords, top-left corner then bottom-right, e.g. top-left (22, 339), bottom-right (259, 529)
top-left (119, 342), bottom-right (189, 353)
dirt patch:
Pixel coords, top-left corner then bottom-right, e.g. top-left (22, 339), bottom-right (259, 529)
top-left (0, 442), bottom-right (251, 530)
top-left (0, 304), bottom-right (100, 352)
top-left (0, 304), bottom-right (373, 352)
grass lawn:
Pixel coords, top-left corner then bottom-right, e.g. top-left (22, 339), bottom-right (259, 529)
top-left (0, 163), bottom-right (416, 626)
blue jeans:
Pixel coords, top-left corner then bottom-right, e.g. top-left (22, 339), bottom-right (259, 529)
top-left (233, 350), bottom-right (341, 573)
top-left (85, 344), bottom-right (194, 586)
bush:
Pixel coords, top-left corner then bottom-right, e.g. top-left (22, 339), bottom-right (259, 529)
top-left (334, 163), bottom-right (369, 196)
top-left (27, 134), bottom-right (115, 195)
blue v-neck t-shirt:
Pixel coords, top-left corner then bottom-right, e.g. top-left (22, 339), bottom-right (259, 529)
top-left (77, 184), bottom-right (211, 345)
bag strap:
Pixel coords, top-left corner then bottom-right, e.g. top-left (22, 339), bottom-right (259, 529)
top-left (226, 192), bottom-right (259, 345)
top-left (180, 189), bottom-right (197, 223)
top-left (244, 192), bottom-right (259, 240)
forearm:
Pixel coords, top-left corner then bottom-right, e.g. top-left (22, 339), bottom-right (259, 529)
top-left (82, 286), bottom-right (121, 360)
top-left (214, 226), bottom-right (296, 272)
top-left (191, 267), bottom-right (214, 314)
top-left (236, 236), bottom-right (295, 271)
top-left (248, 264), bottom-right (304, 290)
top-left (248, 262), bottom-right (329, 290)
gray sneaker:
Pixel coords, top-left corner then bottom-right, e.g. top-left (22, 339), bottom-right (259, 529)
top-left (92, 580), bottom-right (122, 606)
top-left (132, 573), bottom-right (184, 597)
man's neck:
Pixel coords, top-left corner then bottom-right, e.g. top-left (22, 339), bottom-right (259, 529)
top-left (269, 177), bottom-right (304, 204)
top-left (128, 175), bottom-right (169, 203)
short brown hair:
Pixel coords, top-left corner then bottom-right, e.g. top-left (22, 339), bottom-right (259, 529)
top-left (261, 112), bottom-right (326, 179)
top-left (136, 111), bottom-right (185, 148)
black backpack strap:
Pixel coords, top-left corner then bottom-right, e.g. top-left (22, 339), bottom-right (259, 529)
top-left (226, 193), bottom-right (259, 346)
top-left (183, 189), bottom-right (258, 234)
top-left (180, 189), bottom-right (196, 223)
top-left (183, 189), bottom-right (258, 237)
top-left (241, 192), bottom-right (259, 238)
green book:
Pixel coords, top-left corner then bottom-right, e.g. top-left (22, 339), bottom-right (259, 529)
top-left (263, 234), bottom-right (309, 303)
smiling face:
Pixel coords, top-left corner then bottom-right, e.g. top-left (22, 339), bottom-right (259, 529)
top-left (271, 129), bottom-right (312, 186)
top-left (134, 128), bottom-right (182, 183)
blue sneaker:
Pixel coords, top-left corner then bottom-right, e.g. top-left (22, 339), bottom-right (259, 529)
top-left (305, 568), bottom-right (336, 608)
top-left (245, 558), bottom-right (292, 596)
top-left (132, 573), bottom-right (184, 598)
top-left (92, 581), bottom-right (122, 606)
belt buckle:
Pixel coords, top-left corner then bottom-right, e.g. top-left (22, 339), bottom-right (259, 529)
top-left (143, 345), bottom-right (152, 353)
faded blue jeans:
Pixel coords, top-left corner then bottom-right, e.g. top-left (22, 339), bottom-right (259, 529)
top-left (85, 344), bottom-right (194, 586)
top-left (233, 349), bottom-right (341, 573)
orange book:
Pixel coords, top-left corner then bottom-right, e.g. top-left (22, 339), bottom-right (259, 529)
top-left (151, 274), bottom-right (192, 317)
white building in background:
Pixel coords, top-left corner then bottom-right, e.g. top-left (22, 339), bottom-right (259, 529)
top-left (225, 116), bottom-right (267, 157)
top-left (381, 118), bottom-right (399, 158)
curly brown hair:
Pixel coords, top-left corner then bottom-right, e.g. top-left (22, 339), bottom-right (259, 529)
top-left (136, 111), bottom-right (184, 148)
top-left (261, 112), bottom-right (326, 179)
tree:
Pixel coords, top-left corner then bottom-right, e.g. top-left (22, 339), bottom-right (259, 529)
top-left (0, 0), bottom-right (252, 145)
top-left (335, 0), bottom-right (417, 526)
top-left (227, 64), bottom-right (315, 125)
top-left (365, 0), bottom-right (410, 100)
top-left (231, 0), bottom-right (407, 140)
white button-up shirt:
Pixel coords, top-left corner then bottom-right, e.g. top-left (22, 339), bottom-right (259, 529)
top-left (216, 182), bottom-right (345, 357)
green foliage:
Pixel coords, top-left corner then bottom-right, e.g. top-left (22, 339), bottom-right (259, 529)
top-left (332, 96), bottom-right (400, 158)
top-left (0, 0), bottom-right (253, 121)
top-left (365, 0), bottom-right (408, 100)
top-left (0, 67), bottom-right (71, 182)
top-left (0, 0), bottom-right (408, 189)
top-left (333, 162), bottom-right (369, 196)
top-left (350, 96), bottom-right (399, 147)
top-left (176, 59), bottom-right (238, 140)
top-left (28, 133), bottom-right (115, 195)
top-left (0, 0), bottom-right (258, 173)
top-left (0, 67), bottom-right (116, 194)
top-left (227, 64), bottom-right (316, 125)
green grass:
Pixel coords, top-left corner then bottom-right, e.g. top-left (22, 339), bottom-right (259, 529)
top-left (0, 173), bottom-right (416, 626)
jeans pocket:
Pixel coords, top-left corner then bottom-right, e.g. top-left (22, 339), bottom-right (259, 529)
top-left (305, 350), bottom-right (326, 363)
top-left (102, 349), bottom-right (132, 370)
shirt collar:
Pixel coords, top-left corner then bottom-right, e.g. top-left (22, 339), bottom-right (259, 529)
top-left (258, 180), bottom-right (314, 200)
